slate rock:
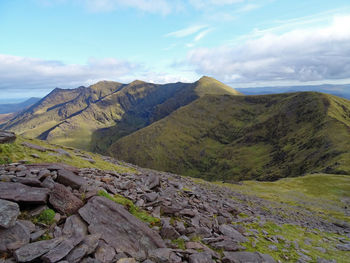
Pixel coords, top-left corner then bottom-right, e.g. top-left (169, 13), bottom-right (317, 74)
top-left (41, 239), bottom-right (75, 263)
top-left (0, 130), bottom-right (16, 144)
top-left (62, 215), bottom-right (88, 245)
top-left (0, 182), bottom-right (49, 204)
top-left (14, 237), bottom-right (63, 262)
top-left (222, 251), bottom-right (276, 263)
top-left (11, 177), bottom-right (42, 187)
top-left (0, 221), bottom-right (30, 252)
top-left (66, 234), bottom-right (101, 263)
top-left (49, 183), bottom-right (84, 215)
top-left (21, 142), bottom-right (47, 152)
top-left (145, 174), bottom-right (160, 190)
top-left (117, 259), bottom-right (137, 263)
top-left (211, 239), bottom-right (242, 251)
top-left (148, 248), bottom-right (181, 263)
top-left (79, 196), bottom-right (166, 257)
top-left (219, 225), bottom-right (248, 243)
top-left (336, 243), bottom-right (350, 251)
top-left (160, 219), bottom-right (180, 240)
top-left (0, 199), bottom-right (19, 228)
top-left (94, 240), bottom-right (116, 263)
top-left (56, 169), bottom-right (87, 189)
top-left (30, 230), bottom-right (47, 242)
top-left (189, 252), bottom-right (214, 263)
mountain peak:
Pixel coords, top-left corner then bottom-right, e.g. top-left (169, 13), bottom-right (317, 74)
top-left (129, 80), bottom-right (147, 86)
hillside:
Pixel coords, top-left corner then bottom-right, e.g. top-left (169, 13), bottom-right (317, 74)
top-left (0, 97), bottom-right (40, 114)
top-left (1, 77), bottom-right (240, 151)
top-left (0, 132), bottom-right (349, 263)
top-left (110, 92), bottom-right (350, 181)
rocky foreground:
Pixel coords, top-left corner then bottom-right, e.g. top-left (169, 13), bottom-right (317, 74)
top-left (0, 160), bottom-right (349, 263)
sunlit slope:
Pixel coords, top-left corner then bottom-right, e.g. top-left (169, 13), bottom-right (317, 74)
top-left (2, 77), bottom-right (239, 151)
top-left (110, 92), bottom-right (350, 181)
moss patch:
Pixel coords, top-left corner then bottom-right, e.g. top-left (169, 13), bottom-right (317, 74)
top-left (98, 190), bottom-right (160, 226)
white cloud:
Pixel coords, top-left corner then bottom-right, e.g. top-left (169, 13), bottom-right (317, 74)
top-left (0, 54), bottom-right (137, 92)
top-left (0, 54), bottom-right (198, 98)
top-left (194, 28), bottom-right (213, 41)
top-left (187, 15), bottom-right (350, 85)
top-left (165, 25), bottom-right (207, 38)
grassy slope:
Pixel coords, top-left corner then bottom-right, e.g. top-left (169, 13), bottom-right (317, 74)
top-left (110, 92), bottom-right (350, 181)
top-left (90, 76), bottom-right (241, 153)
top-left (207, 174), bottom-right (350, 262)
top-left (0, 136), bottom-right (136, 174)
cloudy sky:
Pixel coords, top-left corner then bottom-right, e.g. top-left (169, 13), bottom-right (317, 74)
top-left (1, 0), bottom-right (350, 99)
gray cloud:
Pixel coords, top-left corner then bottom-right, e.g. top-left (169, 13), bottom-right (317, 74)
top-left (187, 16), bottom-right (350, 86)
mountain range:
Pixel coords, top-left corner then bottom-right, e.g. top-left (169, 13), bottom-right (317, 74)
top-left (2, 77), bottom-right (350, 181)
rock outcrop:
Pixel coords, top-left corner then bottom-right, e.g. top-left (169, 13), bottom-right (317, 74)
top-left (0, 130), bottom-right (16, 144)
top-left (0, 160), bottom-right (348, 262)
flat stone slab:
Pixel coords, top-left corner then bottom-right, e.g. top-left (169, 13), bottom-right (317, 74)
top-left (14, 238), bottom-right (63, 262)
top-left (49, 183), bottom-right (84, 215)
top-left (0, 130), bottom-right (16, 144)
top-left (0, 182), bottom-right (49, 204)
top-left (79, 196), bottom-right (166, 257)
top-left (57, 169), bottom-right (87, 189)
top-left (0, 199), bottom-right (20, 228)
top-left (222, 251), bottom-right (276, 263)
top-left (219, 225), bottom-right (248, 243)
top-left (21, 142), bottom-right (47, 152)
top-left (0, 221), bottom-right (30, 252)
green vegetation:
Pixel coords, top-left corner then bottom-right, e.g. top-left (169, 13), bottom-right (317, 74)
top-left (111, 92), bottom-right (350, 181)
top-left (239, 221), bottom-right (350, 262)
top-left (97, 190), bottom-right (160, 225)
top-left (171, 238), bottom-right (186, 250)
top-left (217, 173), bottom-right (350, 222)
top-left (33, 209), bottom-right (56, 225)
top-left (0, 136), bottom-right (136, 174)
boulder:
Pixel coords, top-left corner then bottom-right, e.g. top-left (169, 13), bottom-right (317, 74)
top-left (0, 182), bottom-right (49, 204)
top-left (0, 130), bottom-right (16, 144)
top-left (41, 239), bottom-right (75, 263)
top-left (79, 196), bottom-right (166, 257)
top-left (21, 142), bottom-right (47, 152)
top-left (11, 177), bottom-right (42, 187)
top-left (189, 252), bottom-right (214, 263)
top-left (148, 248), bottom-right (181, 263)
top-left (219, 225), bottom-right (248, 243)
top-left (0, 221), bottom-right (30, 252)
top-left (49, 183), bottom-right (84, 215)
top-left (211, 239), bottom-right (243, 251)
top-left (145, 174), bottom-right (160, 190)
top-left (62, 215), bottom-right (88, 245)
top-left (56, 169), bottom-right (87, 189)
top-left (66, 234), bottom-right (101, 263)
top-left (14, 238), bottom-right (63, 262)
top-left (222, 251), bottom-right (276, 263)
top-left (94, 240), bottom-right (116, 263)
top-left (0, 199), bottom-right (19, 228)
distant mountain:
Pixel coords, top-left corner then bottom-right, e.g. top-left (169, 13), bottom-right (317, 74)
top-left (0, 97), bottom-right (41, 114)
top-left (1, 77), bottom-right (240, 151)
top-left (111, 92), bottom-right (350, 181)
top-left (237, 84), bottom-right (350, 99)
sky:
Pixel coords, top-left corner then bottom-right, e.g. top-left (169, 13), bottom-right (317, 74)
top-left (1, 0), bottom-right (350, 100)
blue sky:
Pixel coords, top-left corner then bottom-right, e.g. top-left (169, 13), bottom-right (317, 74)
top-left (1, 0), bottom-right (350, 99)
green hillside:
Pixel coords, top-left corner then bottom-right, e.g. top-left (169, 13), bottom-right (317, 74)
top-left (1, 77), bottom-right (239, 152)
top-left (110, 92), bottom-right (350, 181)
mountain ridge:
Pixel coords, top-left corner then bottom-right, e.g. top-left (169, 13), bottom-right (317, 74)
top-left (1, 77), bottom-right (239, 151)
top-left (110, 91), bottom-right (350, 181)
